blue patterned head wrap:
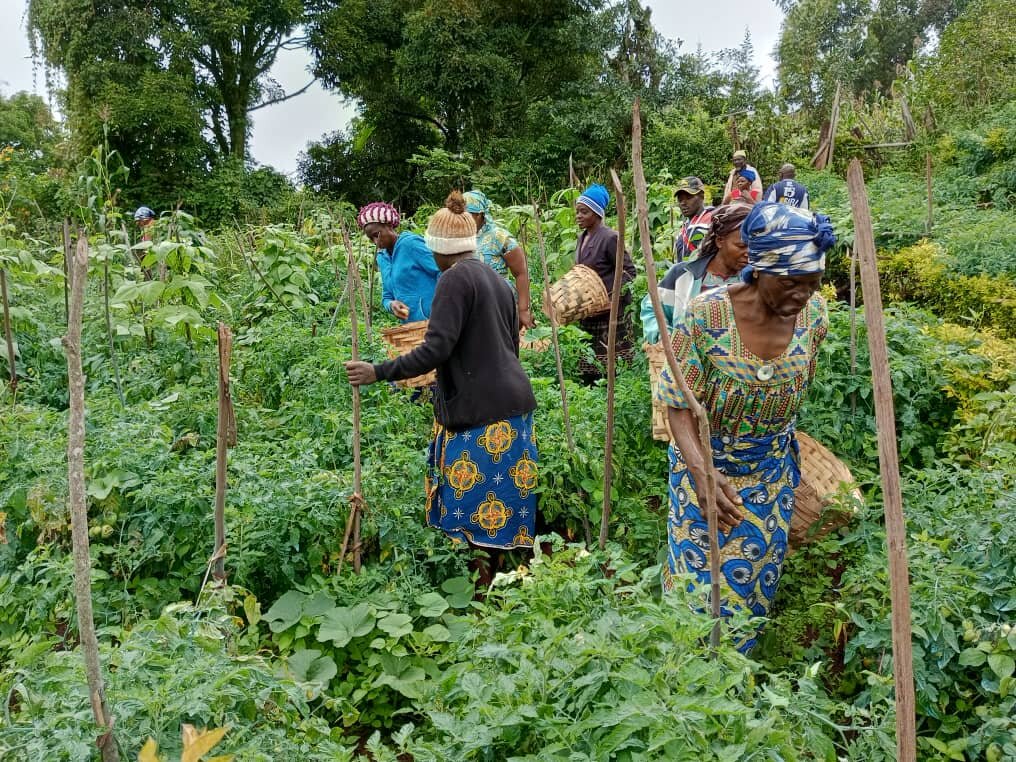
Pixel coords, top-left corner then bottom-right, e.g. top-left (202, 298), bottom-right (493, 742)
top-left (463, 190), bottom-right (492, 228)
top-left (740, 203), bottom-right (835, 282)
top-left (576, 183), bottom-right (609, 218)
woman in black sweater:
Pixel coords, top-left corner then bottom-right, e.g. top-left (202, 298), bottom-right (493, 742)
top-left (345, 192), bottom-right (539, 583)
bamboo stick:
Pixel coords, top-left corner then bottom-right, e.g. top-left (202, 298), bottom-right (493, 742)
top-left (63, 236), bottom-right (120, 762)
top-left (631, 98), bottom-right (723, 645)
top-left (599, 171), bottom-right (627, 550)
top-left (340, 222), bottom-right (365, 574)
top-left (213, 322), bottom-right (234, 581)
top-left (532, 206), bottom-right (575, 453)
top-left (1, 269), bottom-right (15, 394)
top-left (847, 159), bottom-right (916, 762)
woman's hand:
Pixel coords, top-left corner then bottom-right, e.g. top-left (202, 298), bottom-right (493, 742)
top-left (713, 472), bottom-right (744, 532)
top-left (344, 361), bottom-right (377, 386)
top-left (390, 300), bottom-right (410, 320)
top-left (519, 306), bottom-right (536, 329)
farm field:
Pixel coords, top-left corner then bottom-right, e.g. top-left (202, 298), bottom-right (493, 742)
top-left (1, 0), bottom-right (1015, 760)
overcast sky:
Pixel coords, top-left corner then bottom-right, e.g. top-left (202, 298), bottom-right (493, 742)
top-left (1, 0), bottom-right (784, 177)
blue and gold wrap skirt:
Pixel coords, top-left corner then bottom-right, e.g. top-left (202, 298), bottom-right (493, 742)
top-left (426, 412), bottom-right (538, 550)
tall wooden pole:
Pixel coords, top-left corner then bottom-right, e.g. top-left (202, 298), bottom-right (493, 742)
top-left (62, 218), bottom-right (72, 324)
top-left (340, 223), bottom-right (365, 574)
top-left (63, 236), bottom-right (120, 762)
top-left (1, 269), bottom-right (15, 394)
top-left (599, 171), bottom-right (627, 550)
top-left (532, 206), bottom-right (575, 453)
top-left (631, 99), bottom-right (723, 645)
top-left (847, 159), bottom-right (916, 762)
top-left (849, 247), bottom-right (858, 417)
top-left (213, 322), bottom-right (235, 581)
top-left (924, 153), bottom-right (933, 235)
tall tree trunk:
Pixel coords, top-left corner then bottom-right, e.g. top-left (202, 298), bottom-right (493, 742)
top-left (63, 236), bottom-right (120, 762)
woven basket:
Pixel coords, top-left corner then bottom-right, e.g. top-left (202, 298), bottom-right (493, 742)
top-left (543, 264), bottom-right (610, 325)
top-left (380, 320), bottom-right (437, 389)
top-left (791, 432), bottom-right (862, 548)
top-left (644, 342), bottom-right (670, 441)
top-left (520, 327), bottom-right (552, 353)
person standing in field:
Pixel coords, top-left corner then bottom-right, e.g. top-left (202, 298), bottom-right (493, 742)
top-left (671, 176), bottom-right (714, 264)
top-left (573, 183), bottom-right (637, 385)
top-left (764, 164), bottom-right (810, 210)
top-left (345, 192), bottom-right (539, 586)
top-left (729, 168), bottom-right (761, 206)
top-left (463, 190), bottom-right (536, 329)
top-left (721, 150), bottom-right (763, 205)
top-left (657, 202), bottom-right (835, 652)
top-left (640, 204), bottom-right (751, 345)
top-left (357, 202), bottom-right (441, 323)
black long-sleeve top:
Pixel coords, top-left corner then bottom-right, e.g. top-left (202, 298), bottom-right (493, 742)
top-left (373, 258), bottom-right (537, 431)
top-left (576, 224), bottom-right (637, 299)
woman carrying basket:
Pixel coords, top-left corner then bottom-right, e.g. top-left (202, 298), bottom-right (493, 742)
top-left (657, 203), bottom-right (836, 652)
top-left (574, 183), bottom-right (636, 385)
top-left (357, 202), bottom-right (440, 323)
top-left (345, 192), bottom-right (538, 585)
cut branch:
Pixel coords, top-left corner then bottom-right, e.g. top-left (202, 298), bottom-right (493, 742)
top-left (631, 98), bottom-right (722, 647)
top-left (63, 236), bottom-right (120, 762)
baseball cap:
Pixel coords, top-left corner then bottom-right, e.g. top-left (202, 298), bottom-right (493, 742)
top-left (732, 150), bottom-right (747, 159)
top-left (674, 176), bottom-right (705, 196)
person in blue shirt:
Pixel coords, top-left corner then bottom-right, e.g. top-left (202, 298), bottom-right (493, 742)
top-left (357, 201), bottom-right (441, 323)
top-left (763, 164), bottom-right (810, 210)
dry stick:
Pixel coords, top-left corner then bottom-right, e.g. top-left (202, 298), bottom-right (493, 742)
top-left (631, 98), bottom-right (723, 646)
top-left (63, 237), bottom-right (120, 762)
top-left (925, 153), bottom-right (933, 235)
top-left (340, 223), bottom-right (365, 574)
top-left (849, 247), bottom-right (858, 417)
top-left (598, 170), bottom-right (628, 551)
top-left (827, 82), bottom-right (842, 168)
top-left (62, 218), bottom-right (72, 323)
top-left (102, 249), bottom-right (126, 407)
top-left (847, 159), bottom-right (917, 762)
top-left (1, 269), bottom-right (15, 394)
top-left (213, 322), bottom-right (235, 581)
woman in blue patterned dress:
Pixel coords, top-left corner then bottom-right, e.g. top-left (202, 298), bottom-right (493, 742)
top-left (656, 203), bottom-right (837, 652)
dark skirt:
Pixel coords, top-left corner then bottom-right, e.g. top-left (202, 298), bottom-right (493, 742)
top-left (426, 412), bottom-right (538, 549)
top-left (578, 295), bottom-right (635, 381)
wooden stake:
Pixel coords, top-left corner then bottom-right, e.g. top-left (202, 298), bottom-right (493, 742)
top-left (532, 207), bottom-right (575, 453)
top-left (102, 251), bottom-right (125, 407)
top-left (62, 218), bottom-right (71, 323)
top-left (1, 269), bottom-right (15, 394)
top-left (598, 170), bottom-right (627, 550)
top-left (925, 153), bottom-right (933, 235)
top-left (213, 322), bottom-right (235, 581)
top-left (847, 159), bottom-right (916, 762)
top-left (848, 247), bottom-right (858, 417)
top-left (63, 236), bottom-right (120, 762)
top-left (340, 222), bottom-right (365, 574)
top-left (631, 98), bottom-right (723, 645)
top-left (827, 82), bottom-right (841, 168)
top-left (568, 154), bottom-right (578, 189)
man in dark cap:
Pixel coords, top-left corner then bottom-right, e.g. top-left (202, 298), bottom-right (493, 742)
top-left (672, 176), bottom-right (714, 264)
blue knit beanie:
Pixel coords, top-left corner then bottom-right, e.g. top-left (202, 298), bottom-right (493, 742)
top-left (576, 184), bottom-right (609, 218)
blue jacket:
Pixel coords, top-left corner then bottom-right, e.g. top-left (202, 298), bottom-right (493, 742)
top-left (376, 232), bottom-right (441, 323)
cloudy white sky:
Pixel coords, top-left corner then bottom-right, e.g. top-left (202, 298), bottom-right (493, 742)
top-left (1, 0), bottom-right (785, 176)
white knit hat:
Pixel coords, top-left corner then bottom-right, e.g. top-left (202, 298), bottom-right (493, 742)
top-left (425, 191), bottom-right (477, 254)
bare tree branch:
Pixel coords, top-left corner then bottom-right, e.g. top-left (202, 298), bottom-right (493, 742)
top-left (248, 79), bottom-right (316, 112)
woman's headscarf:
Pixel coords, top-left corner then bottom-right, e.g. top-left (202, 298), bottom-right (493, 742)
top-left (696, 204), bottom-right (751, 261)
top-left (576, 184), bottom-right (609, 219)
top-left (463, 190), bottom-right (493, 229)
top-left (740, 202), bottom-right (835, 281)
top-left (356, 202), bottom-right (400, 229)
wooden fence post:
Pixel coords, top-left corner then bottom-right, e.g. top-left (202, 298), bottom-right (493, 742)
top-left (62, 218), bottom-right (72, 324)
top-left (631, 98), bottom-right (723, 646)
top-left (63, 236), bottom-right (120, 762)
top-left (213, 322), bottom-right (235, 581)
top-left (1, 268), bottom-right (15, 394)
top-left (599, 171), bottom-right (627, 550)
top-left (339, 223), bottom-right (366, 574)
top-left (847, 159), bottom-right (917, 762)
top-left (925, 153), bottom-right (933, 235)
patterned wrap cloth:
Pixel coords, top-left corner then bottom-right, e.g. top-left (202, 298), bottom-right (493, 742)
top-left (426, 412), bottom-right (538, 549)
top-left (740, 202), bottom-right (835, 280)
top-left (357, 201), bottom-right (401, 229)
top-left (656, 287), bottom-right (829, 652)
